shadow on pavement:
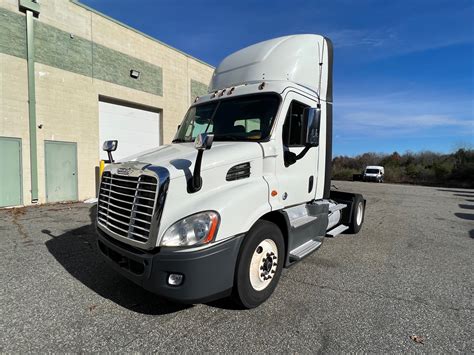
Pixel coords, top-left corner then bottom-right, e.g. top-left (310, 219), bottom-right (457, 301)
top-left (470, 230), bottom-right (474, 239)
top-left (44, 205), bottom-right (190, 315)
top-left (459, 204), bottom-right (474, 210)
top-left (437, 189), bottom-right (474, 194)
top-left (453, 194), bottom-right (474, 198)
top-left (206, 296), bottom-right (243, 311)
top-left (454, 212), bottom-right (474, 221)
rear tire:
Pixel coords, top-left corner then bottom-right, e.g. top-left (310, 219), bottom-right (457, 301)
top-left (348, 195), bottom-right (365, 234)
top-left (232, 220), bottom-right (284, 309)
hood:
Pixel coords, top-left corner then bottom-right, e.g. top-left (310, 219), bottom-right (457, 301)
top-left (119, 142), bottom-right (263, 179)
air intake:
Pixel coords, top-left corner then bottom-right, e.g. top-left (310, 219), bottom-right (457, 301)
top-left (226, 163), bottom-right (251, 181)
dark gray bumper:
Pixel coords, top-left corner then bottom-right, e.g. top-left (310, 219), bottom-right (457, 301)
top-left (96, 228), bottom-right (244, 303)
top-left (363, 176), bottom-right (379, 182)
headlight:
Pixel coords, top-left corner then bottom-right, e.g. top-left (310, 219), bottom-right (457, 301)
top-left (160, 211), bottom-right (220, 247)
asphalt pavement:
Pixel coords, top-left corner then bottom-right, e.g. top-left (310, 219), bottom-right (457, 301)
top-left (1, 181), bottom-right (472, 352)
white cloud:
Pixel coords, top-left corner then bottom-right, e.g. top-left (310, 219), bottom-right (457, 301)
top-left (334, 92), bottom-right (474, 138)
top-left (327, 29), bottom-right (394, 48)
top-left (327, 4), bottom-right (474, 60)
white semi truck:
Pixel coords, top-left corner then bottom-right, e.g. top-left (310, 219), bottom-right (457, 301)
top-left (96, 34), bottom-right (366, 308)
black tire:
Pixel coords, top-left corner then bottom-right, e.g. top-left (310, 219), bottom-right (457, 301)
top-left (347, 194), bottom-right (365, 234)
top-left (232, 220), bottom-right (285, 309)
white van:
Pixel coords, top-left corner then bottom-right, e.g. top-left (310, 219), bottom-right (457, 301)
top-left (363, 166), bottom-right (385, 183)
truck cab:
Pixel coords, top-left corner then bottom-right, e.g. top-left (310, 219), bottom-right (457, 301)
top-left (96, 34), bottom-right (366, 308)
top-left (363, 165), bottom-right (385, 183)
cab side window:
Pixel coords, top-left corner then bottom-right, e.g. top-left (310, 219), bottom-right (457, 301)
top-left (282, 100), bottom-right (308, 147)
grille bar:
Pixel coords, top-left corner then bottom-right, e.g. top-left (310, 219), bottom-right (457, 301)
top-left (99, 202), bottom-right (153, 217)
top-left (102, 194), bottom-right (154, 209)
top-left (98, 205), bottom-right (152, 224)
top-left (100, 188), bottom-right (156, 202)
top-left (98, 171), bottom-right (158, 243)
top-left (102, 176), bottom-right (157, 185)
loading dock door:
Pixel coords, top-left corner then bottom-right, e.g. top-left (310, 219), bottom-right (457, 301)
top-left (99, 101), bottom-right (160, 161)
top-left (0, 137), bottom-right (22, 207)
top-left (45, 141), bottom-right (78, 203)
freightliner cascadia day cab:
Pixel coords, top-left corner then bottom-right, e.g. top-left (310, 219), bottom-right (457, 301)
top-left (96, 34), bottom-right (366, 308)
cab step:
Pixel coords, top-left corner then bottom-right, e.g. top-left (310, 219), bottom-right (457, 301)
top-left (291, 215), bottom-right (318, 229)
top-left (329, 203), bottom-right (347, 213)
top-left (326, 224), bottom-right (349, 237)
top-left (289, 239), bottom-right (322, 262)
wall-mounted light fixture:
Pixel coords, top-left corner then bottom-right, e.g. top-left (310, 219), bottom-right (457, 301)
top-left (130, 69), bottom-right (140, 79)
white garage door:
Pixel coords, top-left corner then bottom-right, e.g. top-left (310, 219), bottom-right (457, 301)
top-left (99, 101), bottom-right (160, 161)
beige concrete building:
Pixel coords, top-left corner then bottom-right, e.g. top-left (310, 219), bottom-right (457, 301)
top-left (0, 0), bottom-right (214, 207)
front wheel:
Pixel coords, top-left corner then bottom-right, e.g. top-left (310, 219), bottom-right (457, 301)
top-left (348, 194), bottom-right (365, 234)
top-left (232, 220), bottom-right (285, 308)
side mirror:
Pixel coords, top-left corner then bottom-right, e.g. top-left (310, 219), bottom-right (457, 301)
top-left (102, 140), bottom-right (118, 163)
top-left (190, 133), bottom-right (214, 193)
top-left (102, 140), bottom-right (118, 152)
top-left (194, 133), bottom-right (214, 151)
top-left (303, 107), bottom-right (321, 146)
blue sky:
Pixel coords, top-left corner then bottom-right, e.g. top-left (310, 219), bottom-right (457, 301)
top-left (82, 0), bottom-right (473, 156)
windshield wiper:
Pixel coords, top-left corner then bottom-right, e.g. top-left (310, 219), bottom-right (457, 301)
top-left (172, 138), bottom-right (189, 143)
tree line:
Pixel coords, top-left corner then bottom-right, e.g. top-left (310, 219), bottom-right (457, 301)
top-left (332, 148), bottom-right (474, 188)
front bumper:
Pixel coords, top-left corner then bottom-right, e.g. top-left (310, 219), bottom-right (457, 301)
top-left (363, 175), bottom-right (379, 182)
top-left (96, 228), bottom-right (244, 303)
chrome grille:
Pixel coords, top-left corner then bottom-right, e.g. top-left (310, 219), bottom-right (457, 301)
top-left (98, 171), bottom-right (158, 243)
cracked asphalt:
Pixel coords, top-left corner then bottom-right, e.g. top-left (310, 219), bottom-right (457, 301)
top-left (1, 181), bottom-right (473, 352)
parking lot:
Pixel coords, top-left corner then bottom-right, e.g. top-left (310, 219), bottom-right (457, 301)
top-left (1, 181), bottom-right (472, 352)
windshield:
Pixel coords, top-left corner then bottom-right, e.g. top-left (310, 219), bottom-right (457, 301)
top-left (366, 169), bottom-right (380, 174)
top-left (173, 94), bottom-right (280, 143)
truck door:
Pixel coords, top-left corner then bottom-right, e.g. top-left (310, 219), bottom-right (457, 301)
top-left (276, 93), bottom-right (319, 207)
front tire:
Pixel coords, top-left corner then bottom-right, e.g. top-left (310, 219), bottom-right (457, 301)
top-left (233, 220), bottom-right (285, 308)
top-left (348, 194), bottom-right (365, 234)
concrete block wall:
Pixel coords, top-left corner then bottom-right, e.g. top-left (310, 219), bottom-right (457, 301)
top-left (0, 0), bottom-right (213, 206)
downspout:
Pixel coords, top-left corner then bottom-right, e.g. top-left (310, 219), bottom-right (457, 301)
top-left (19, 0), bottom-right (40, 203)
top-left (26, 10), bottom-right (38, 203)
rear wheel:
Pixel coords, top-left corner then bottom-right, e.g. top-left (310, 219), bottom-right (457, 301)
top-left (348, 195), bottom-right (365, 234)
top-left (233, 220), bottom-right (284, 308)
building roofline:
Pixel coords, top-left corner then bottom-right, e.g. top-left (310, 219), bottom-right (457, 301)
top-left (70, 0), bottom-right (215, 70)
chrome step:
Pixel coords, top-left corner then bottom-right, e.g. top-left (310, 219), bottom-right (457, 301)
top-left (329, 203), bottom-right (347, 213)
top-left (289, 239), bottom-right (322, 261)
top-left (291, 215), bottom-right (318, 229)
top-left (326, 224), bottom-right (349, 237)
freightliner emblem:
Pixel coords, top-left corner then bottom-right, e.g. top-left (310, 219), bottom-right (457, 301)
top-left (117, 167), bottom-right (132, 176)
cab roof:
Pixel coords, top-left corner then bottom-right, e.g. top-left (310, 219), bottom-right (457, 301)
top-left (209, 34), bottom-right (333, 102)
